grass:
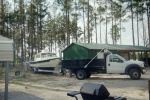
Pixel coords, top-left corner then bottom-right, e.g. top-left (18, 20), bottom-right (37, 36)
top-left (10, 66), bottom-right (23, 72)
top-left (0, 67), bottom-right (5, 76)
top-left (9, 65), bottom-right (30, 78)
top-left (20, 73), bottom-right (27, 78)
top-left (0, 65), bottom-right (31, 79)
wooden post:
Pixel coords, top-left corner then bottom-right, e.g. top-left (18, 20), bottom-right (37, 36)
top-left (4, 62), bottom-right (9, 100)
top-left (148, 80), bottom-right (150, 100)
top-left (66, 69), bottom-right (72, 78)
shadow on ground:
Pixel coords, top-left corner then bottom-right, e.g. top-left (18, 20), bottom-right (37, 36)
top-left (0, 91), bottom-right (44, 100)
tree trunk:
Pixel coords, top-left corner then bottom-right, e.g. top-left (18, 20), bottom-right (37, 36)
top-left (131, 0), bottom-right (135, 46)
top-left (99, 15), bottom-right (102, 44)
top-left (39, 4), bottom-right (42, 50)
top-left (105, 0), bottom-right (108, 44)
top-left (66, 8), bottom-right (69, 46)
top-left (19, 0), bottom-right (24, 65)
top-left (111, 1), bottom-right (114, 44)
top-left (95, 13), bottom-right (97, 43)
top-left (137, 11), bottom-right (139, 46)
top-left (87, 0), bottom-right (90, 43)
top-left (83, 4), bottom-right (86, 43)
top-left (120, 7), bottom-right (122, 45)
top-left (142, 11), bottom-right (145, 46)
top-left (0, 0), bottom-right (4, 36)
top-left (94, 0), bottom-right (97, 43)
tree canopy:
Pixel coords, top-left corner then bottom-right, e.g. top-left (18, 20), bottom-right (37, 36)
top-left (0, 0), bottom-right (149, 64)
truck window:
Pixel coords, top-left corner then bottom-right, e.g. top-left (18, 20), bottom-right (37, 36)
top-left (109, 55), bottom-right (121, 62)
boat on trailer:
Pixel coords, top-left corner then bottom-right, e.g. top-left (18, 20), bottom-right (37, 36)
top-left (29, 52), bottom-right (61, 72)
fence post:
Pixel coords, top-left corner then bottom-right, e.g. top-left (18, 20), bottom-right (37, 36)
top-left (4, 62), bottom-right (9, 100)
top-left (148, 80), bottom-right (150, 100)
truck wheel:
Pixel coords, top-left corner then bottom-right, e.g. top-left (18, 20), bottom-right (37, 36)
top-left (129, 69), bottom-right (141, 80)
top-left (76, 70), bottom-right (86, 80)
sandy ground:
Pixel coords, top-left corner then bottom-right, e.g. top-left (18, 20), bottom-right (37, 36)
top-left (0, 69), bottom-right (150, 100)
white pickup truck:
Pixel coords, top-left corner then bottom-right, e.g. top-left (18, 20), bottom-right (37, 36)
top-left (62, 50), bottom-right (146, 80)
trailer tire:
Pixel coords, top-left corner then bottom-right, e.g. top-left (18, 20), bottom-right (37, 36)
top-left (76, 70), bottom-right (86, 80)
top-left (59, 68), bottom-right (64, 75)
top-left (129, 69), bottom-right (141, 80)
top-left (59, 67), bottom-right (64, 74)
top-left (31, 68), bottom-right (38, 74)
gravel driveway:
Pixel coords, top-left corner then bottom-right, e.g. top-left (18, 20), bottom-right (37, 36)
top-left (0, 69), bottom-right (150, 100)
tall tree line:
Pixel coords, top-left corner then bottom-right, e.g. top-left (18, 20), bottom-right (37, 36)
top-left (0, 0), bottom-right (149, 64)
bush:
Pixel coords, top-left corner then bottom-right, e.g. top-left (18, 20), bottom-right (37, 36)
top-left (0, 67), bottom-right (5, 76)
top-left (11, 66), bottom-right (22, 72)
top-left (20, 73), bottom-right (26, 78)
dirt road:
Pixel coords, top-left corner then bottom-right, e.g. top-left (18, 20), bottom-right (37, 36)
top-left (0, 70), bottom-right (150, 100)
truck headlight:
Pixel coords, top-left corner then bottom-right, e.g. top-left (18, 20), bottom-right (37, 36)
top-left (144, 63), bottom-right (149, 67)
top-left (139, 63), bottom-right (144, 67)
top-left (141, 63), bottom-right (144, 67)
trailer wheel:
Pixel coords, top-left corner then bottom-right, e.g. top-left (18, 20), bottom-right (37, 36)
top-left (129, 69), bottom-right (141, 80)
top-left (59, 67), bottom-right (64, 73)
top-left (59, 68), bottom-right (64, 75)
top-left (31, 68), bottom-right (38, 74)
top-left (76, 70), bottom-right (86, 80)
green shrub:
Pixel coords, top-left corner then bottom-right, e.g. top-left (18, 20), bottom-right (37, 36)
top-left (20, 73), bottom-right (27, 78)
top-left (11, 66), bottom-right (22, 72)
top-left (0, 67), bottom-right (5, 75)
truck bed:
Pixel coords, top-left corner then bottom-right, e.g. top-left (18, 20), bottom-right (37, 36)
top-left (62, 59), bottom-right (105, 69)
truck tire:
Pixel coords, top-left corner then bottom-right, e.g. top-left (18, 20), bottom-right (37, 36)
top-left (76, 70), bottom-right (86, 80)
top-left (129, 69), bottom-right (141, 80)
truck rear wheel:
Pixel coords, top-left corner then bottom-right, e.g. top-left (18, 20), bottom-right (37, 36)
top-left (129, 69), bottom-right (141, 80)
top-left (76, 70), bottom-right (86, 80)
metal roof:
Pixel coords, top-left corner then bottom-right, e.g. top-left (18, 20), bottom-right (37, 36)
top-left (0, 35), bottom-right (12, 42)
top-left (73, 43), bottom-right (150, 51)
top-left (0, 35), bottom-right (13, 51)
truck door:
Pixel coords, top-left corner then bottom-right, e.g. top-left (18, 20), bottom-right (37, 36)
top-left (106, 54), bottom-right (125, 74)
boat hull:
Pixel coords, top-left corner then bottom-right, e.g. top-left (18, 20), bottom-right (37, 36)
top-left (29, 58), bottom-right (61, 69)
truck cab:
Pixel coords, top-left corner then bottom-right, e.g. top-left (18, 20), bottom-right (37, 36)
top-left (105, 53), bottom-right (145, 80)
